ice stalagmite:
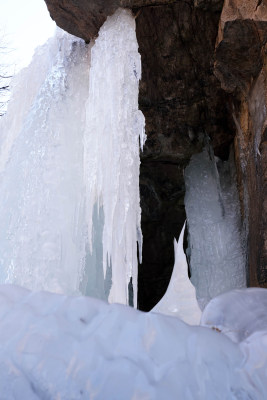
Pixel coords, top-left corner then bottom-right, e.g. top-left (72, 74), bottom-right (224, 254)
top-left (152, 222), bottom-right (201, 325)
top-left (0, 9), bottom-right (145, 306)
top-left (184, 147), bottom-right (246, 309)
top-left (85, 9), bottom-right (145, 306)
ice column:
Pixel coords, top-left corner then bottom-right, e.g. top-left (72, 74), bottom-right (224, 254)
top-left (85, 9), bottom-right (145, 307)
top-left (184, 147), bottom-right (246, 309)
top-left (0, 31), bottom-right (91, 294)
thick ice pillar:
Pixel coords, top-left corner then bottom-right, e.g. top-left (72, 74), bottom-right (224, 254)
top-left (85, 9), bottom-right (145, 306)
top-left (184, 147), bottom-right (246, 309)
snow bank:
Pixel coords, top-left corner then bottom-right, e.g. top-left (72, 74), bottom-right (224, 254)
top-left (201, 287), bottom-right (267, 342)
top-left (0, 284), bottom-right (266, 399)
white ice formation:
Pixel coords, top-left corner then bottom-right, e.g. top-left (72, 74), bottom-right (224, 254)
top-left (0, 9), bottom-right (144, 306)
top-left (201, 287), bottom-right (267, 342)
top-left (184, 147), bottom-right (246, 309)
top-left (85, 9), bottom-right (145, 306)
top-left (152, 222), bottom-right (201, 325)
top-left (0, 284), bottom-right (267, 399)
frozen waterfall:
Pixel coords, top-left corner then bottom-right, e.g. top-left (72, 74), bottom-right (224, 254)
top-left (184, 147), bottom-right (246, 309)
top-left (0, 9), bottom-right (145, 306)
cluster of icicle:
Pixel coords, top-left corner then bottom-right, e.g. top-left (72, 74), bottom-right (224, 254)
top-left (0, 9), bottom-right (145, 307)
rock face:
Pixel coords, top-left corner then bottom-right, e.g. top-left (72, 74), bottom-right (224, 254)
top-left (214, 0), bottom-right (267, 288)
top-left (44, 0), bottom-right (267, 309)
top-left (44, 0), bottom-right (185, 42)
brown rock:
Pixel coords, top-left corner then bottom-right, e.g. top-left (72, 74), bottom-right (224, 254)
top-left (214, 0), bottom-right (267, 93)
top-left (216, 0), bottom-right (267, 288)
top-left (44, 0), bottom-right (183, 41)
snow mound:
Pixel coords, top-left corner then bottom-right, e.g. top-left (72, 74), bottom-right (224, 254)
top-left (201, 287), bottom-right (267, 342)
top-left (0, 285), bottom-right (267, 399)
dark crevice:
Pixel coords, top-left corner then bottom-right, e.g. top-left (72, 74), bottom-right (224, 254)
top-left (137, 2), bottom-right (235, 311)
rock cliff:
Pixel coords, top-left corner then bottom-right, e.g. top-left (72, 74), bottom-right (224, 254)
top-left (44, 0), bottom-right (267, 310)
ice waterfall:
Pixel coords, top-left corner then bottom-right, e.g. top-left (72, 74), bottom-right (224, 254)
top-left (184, 147), bottom-right (246, 309)
top-left (0, 9), bottom-right (144, 306)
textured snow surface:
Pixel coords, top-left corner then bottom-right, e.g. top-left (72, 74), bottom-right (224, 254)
top-left (185, 147), bottom-right (246, 309)
top-left (201, 288), bottom-right (267, 342)
top-left (0, 10), bottom-right (144, 305)
top-left (0, 285), bottom-right (267, 399)
top-left (152, 223), bottom-right (201, 325)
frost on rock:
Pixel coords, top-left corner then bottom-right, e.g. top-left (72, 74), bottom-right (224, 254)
top-left (0, 9), bottom-right (145, 305)
top-left (152, 223), bottom-right (201, 325)
top-left (184, 147), bottom-right (246, 309)
top-left (201, 288), bottom-right (267, 342)
top-left (0, 284), bottom-right (266, 400)
top-left (85, 9), bottom-right (145, 306)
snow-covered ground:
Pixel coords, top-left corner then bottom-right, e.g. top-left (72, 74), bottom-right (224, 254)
top-left (0, 284), bottom-right (266, 399)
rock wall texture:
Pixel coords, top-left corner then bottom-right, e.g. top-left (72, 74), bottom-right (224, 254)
top-left (214, 0), bottom-right (267, 288)
top-left (44, 0), bottom-right (267, 310)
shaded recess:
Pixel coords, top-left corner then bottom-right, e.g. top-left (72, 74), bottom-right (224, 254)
top-left (136, 2), bottom-right (235, 310)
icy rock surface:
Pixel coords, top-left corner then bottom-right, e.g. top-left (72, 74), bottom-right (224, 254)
top-left (184, 147), bottom-right (246, 309)
top-left (0, 9), bottom-right (144, 305)
top-left (85, 9), bottom-right (145, 306)
top-left (201, 288), bottom-right (267, 342)
top-left (152, 223), bottom-right (201, 325)
top-left (0, 284), bottom-right (266, 399)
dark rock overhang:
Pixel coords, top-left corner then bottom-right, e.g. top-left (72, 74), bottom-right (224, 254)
top-left (44, 0), bottom-right (224, 42)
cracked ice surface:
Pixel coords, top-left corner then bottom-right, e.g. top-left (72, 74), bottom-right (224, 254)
top-left (0, 9), bottom-right (144, 305)
top-left (0, 285), bottom-right (267, 399)
top-left (184, 147), bottom-right (246, 309)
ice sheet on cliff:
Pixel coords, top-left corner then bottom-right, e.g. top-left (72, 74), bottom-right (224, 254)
top-left (0, 284), bottom-right (266, 399)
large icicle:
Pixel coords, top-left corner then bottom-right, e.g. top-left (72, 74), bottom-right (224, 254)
top-left (152, 223), bottom-right (201, 325)
top-left (84, 9), bottom-right (145, 306)
top-left (184, 147), bottom-right (246, 309)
